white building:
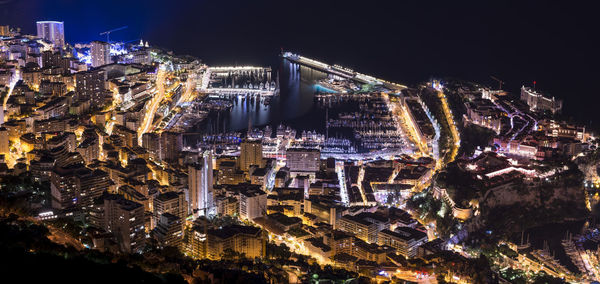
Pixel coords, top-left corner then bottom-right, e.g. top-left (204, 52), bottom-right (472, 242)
top-left (90, 41), bottom-right (111, 67)
top-left (36, 21), bottom-right (65, 48)
top-left (188, 151), bottom-right (214, 216)
top-left (239, 187), bottom-right (267, 220)
top-left (520, 86), bottom-right (562, 114)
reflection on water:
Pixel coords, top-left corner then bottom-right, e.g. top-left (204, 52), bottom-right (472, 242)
top-left (202, 59), bottom-right (331, 135)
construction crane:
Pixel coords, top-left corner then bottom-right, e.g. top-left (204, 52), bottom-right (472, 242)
top-left (99, 26), bottom-right (127, 43)
top-left (490, 76), bottom-right (504, 90)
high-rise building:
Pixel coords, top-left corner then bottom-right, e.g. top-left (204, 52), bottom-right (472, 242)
top-left (239, 139), bottom-right (263, 171)
top-left (159, 131), bottom-right (181, 162)
top-left (286, 148), bottom-right (321, 172)
top-left (0, 25), bottom-right (10, 37)
top-left (75, 69), bottom-right (106, 106)
top-left (102, 194), bottom-right (146, 253)
top-left (36, 21), bottom-right (65, 48)
top-left (90, 41), bottom-right (111, 67)
top-left (153, 191), bottom-right (187, 228)
top-left (188, 151), bottom-right (214, 216)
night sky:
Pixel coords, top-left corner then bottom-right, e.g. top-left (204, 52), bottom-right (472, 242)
top-left (2, 0), bottom-right (600, 129)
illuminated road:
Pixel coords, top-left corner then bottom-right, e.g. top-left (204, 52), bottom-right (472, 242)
top-left (153, 70), bottom-right (200, 133)
top-left (336, 161), bottom-right (350, 206)
top-left (179, 73), bottom-right (197, 104)
top-left (14, 216), bottom-right (85, 251)
top-left (386, 93), bottom-right (428, 156)
top-left (3, 68), bottom-right (21, 111)
top-left (137, 67), bottom-right (166, 145)
top-left (356, 166), bottom-right (368, 205)
top-left (437, 90), bottom-right (460, 168)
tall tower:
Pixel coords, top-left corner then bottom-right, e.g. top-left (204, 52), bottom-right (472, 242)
top-left (36, 21), bottom-right (65, 48)
top-left (188, 151), bottom-right (214, 216)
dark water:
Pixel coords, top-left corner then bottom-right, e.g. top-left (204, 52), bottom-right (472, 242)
top-left (224, 60), bottom-right (327, 132)
top-left (202, 59), bottom-right (357, 136)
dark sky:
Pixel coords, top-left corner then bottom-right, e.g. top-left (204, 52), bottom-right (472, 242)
top-left (2, 0), bottom-right (600, 128)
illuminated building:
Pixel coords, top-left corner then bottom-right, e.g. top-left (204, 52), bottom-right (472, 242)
top-left (102, 194), bottom-right (146, 253)
top-left (537, 119), bottom-right (585, 142)
top-left (305, 237), bottom-right (332, 261)
top-left (464, 99), bottom-right (503, 134)
top-left (159, 131), bottom-right (181, 162)
top-left (188, 151), bottom-right (214, 216)
top-left (286, 148), bottom-right (320, 173)
top-left (520, 86), bottom-right (562, 114)
top-left (274, 168), bottom-right (290, 188)
top-left (250, 167), bottom-right (268, 186)
top-left (268, 187), bottom-right (303, 217)
top-left (2, 119), bottom-right (26, 141)
top-left (142, 133), bottom-right (160, 159)
top-left (50, 164), bottom-right (111, 210)
top-left (153, 191), bottom-right (187, 228)
top-left (0, 127), bottom-right (8, 156)
top-left (377, 227), bottom-right (427, 258)
top-left (36, 21), bottom-right (65, 48)
top-left (90, 41), bottom-right (111, 67)
top-left (75, 69), bottom-right (107, 106)
top-left (239, 186), bottom-right (267, 220)
top-left (266, 212), bottom-right (302, 231)
top-left (324, 230), bottom-right (354, 255)
top-left (216, 159), bottom-right (245, 185)
top-left (215, 196), bottom-right (239, 217)
top-left (304, 197), bottom-right (342, 228)
top-left (36, 96), bottom-right (68, 119)
top-left (33, 117), bottom-right (68, 134)
top-left (337, 214), bottom-right (380, 244)
top-left (46, 132), bottom-right (77, 152)
top-left (41, 50), bottom-right (65, 68)
top-left (152, 213), bottom-right (183, 248)
top-left (76, 137), bottom-right (99, 164)
top-left (0, 25), bottom-right (9, 37)
top-left (118, 185), bottom-right (149, 212)
top-left (22, 69), bottom-right (41, 91)
top-left (29, 155), bottom-right (54, 182)
top-left (112, 125), bottom-right (137, 148)
top-left (205, 225), bottom-right (266, 260)
top-left (239, 139), bottom-right (263, 171)
top-left (129, 48), bottom-right (151, 65)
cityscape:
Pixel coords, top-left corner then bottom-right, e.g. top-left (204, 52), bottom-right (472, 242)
top-left (1, 2), bottom-right (600, 284)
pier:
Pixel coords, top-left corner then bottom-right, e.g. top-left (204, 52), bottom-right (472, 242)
top-left (201, 66), bottom-right (278, 96)
top-left (282, 52), bottom-right (406, 91)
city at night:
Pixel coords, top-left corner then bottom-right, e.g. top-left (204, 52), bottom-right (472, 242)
top-left (2, 1), bottom-right (600, 283)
